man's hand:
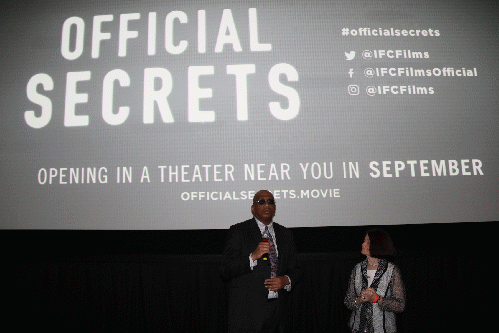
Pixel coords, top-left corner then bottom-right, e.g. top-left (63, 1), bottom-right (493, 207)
top-left (251, 241), bottom-right (272, 261)
top-left (264, 276), bottom-right (289, 291)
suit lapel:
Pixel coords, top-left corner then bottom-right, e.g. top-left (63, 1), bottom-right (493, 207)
top-left (249, 218), bottom-right (263, 244)
top-left (273, 223), bottom-right (283, 252)
top-left (273, 223), bottom-right (285, 274)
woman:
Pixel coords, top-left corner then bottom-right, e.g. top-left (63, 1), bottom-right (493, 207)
top-left (344, 229), bottom-right (406, 333)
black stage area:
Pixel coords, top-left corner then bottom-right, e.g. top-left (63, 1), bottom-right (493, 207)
top-left (5, 221), bottom-right (493, 332)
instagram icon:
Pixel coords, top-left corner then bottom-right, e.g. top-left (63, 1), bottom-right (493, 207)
top-left (348, 85), bottom-right (360, 95)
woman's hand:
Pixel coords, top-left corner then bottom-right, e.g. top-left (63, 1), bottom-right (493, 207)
top-left (360, 288), bottom-right (378, 303)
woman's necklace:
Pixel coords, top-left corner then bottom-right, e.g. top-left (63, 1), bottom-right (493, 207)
top-left (368, 259), bottom-right (379, 267)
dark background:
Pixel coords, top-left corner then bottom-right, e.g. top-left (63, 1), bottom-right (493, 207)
top-left (5, 221), bottom-right (493, 331)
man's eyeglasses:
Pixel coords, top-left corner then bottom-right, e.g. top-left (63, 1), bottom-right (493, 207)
top-left (253, 199), bottom-right (276, 206)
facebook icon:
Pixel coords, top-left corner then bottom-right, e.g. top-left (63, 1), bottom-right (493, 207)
top-left (348, 68), bottom-right (354, 78)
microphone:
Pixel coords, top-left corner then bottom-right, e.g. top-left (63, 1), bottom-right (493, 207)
top-left (262, 230), bottom-right (269, 261)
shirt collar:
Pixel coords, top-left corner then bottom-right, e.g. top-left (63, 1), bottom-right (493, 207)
top-left (255, 218), bottom-right (273, 232)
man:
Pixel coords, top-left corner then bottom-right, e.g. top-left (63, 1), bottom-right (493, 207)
top-left (223, 190), bottom-right (300, 333)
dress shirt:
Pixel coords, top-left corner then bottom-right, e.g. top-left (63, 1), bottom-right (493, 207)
top-left (249, 219), bottom-right (292, 298)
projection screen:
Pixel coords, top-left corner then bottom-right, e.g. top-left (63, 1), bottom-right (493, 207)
top-left (1, 0), bottom-right (498, 229)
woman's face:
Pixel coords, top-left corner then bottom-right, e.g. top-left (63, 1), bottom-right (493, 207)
top-left (361, 234), bottom-right (370, 256)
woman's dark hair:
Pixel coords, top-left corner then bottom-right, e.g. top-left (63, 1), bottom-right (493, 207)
top-left (366, 228), bottom-right (397, 260)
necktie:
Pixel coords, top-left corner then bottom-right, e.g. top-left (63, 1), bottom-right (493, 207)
top-left (264, 226), bottom-right (278, 278)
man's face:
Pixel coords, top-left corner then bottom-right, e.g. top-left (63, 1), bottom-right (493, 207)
top-left (251, 191), bottom-right (276, 225)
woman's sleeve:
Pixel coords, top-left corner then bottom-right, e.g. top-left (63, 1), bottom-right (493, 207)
top-left (344, 267), bottom-right (360, 310)
top-left (379, 265), bottom-right (406, 313)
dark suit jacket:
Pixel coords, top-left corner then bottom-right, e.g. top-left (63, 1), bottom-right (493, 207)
top-left (222, 218), bottom-right (300, 333)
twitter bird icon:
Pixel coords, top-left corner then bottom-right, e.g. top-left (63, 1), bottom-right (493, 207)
top-left (345, 51), bottom-right (356, 60)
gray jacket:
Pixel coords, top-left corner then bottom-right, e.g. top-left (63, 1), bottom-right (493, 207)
top-left (344, 259), bottom-right (406, 333)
